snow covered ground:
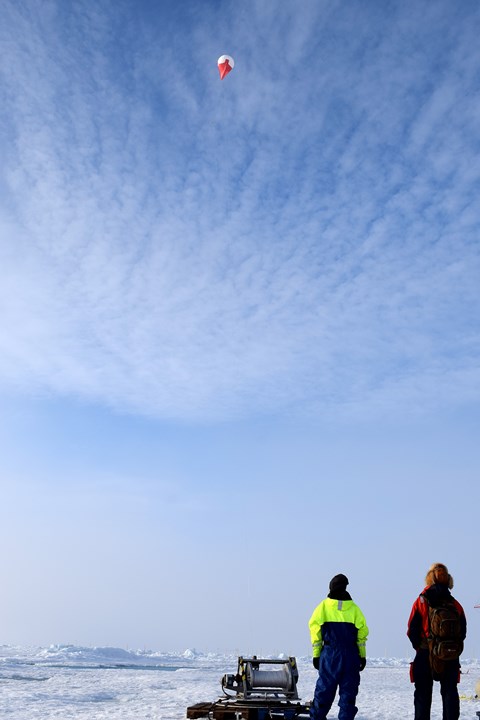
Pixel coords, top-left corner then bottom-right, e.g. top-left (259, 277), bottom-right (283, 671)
top-left (0, 646), bottom-right (479, 720)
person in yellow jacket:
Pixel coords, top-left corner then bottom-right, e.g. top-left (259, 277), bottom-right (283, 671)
top-left (309, 574), bottom-right (368, 720)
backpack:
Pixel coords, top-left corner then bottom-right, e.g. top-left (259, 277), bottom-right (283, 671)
top-left (426, 597), bottom-right (464, 675)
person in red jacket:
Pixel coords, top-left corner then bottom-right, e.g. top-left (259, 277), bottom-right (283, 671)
top-left (407, 563), bottom-right (467, 720)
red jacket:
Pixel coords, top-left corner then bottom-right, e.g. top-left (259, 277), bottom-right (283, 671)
top-left (407, 584), bottom-right (467, 651)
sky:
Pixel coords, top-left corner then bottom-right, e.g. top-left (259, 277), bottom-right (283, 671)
top-left (0, 0), bottom-right (479, 658)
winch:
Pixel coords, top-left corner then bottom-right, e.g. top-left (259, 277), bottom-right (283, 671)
top-left (186, 656), bottom-right (310, 719)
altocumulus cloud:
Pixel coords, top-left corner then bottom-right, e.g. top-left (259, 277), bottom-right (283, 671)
top-left (1, 0), bottom-right (479, 421)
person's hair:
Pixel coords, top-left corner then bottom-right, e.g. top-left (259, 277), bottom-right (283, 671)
top-left (425, 563), bottom-right (453, 589)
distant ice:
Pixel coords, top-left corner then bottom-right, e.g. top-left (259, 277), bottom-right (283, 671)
top-left (0, 646), bottom-right (479, 719)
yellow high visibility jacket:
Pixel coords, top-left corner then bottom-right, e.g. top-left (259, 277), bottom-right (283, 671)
top-left (309, 597), bottom-right (368, 658)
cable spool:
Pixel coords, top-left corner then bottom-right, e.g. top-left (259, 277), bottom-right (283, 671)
top-left (247, 665), bottom-right (293, 692)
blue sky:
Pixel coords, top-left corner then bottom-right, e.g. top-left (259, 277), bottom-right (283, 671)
top-left (1, 0), bottom-right (479, 658)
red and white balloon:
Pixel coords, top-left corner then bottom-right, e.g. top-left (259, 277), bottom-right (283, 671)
top-left (217, 55), bottom-right (234, 80)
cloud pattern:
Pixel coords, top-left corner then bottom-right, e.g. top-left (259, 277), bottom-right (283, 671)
top-left (1, 0), bottom-right (479, 420)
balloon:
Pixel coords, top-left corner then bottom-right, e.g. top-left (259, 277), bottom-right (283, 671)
top-left (217, 55), bottom-right (234, 80)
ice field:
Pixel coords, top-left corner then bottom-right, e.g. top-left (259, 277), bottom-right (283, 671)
top-left (0, 646), bottom-right (479, 720)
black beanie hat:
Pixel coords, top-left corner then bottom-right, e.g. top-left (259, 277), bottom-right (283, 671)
top-left (329, 574), bottom-right (349, 593)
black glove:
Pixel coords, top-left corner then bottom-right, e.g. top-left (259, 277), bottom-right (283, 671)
top-left (359, 657), bottom-right (366, 671)
top-left (313, 657), bottom-right (320, 670)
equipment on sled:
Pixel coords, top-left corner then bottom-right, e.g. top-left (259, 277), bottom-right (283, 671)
top-left (186, 656), bottom-right (310, 719)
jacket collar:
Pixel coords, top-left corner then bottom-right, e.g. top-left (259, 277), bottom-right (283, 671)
top-left (327, 590), bottom-right (352, 601)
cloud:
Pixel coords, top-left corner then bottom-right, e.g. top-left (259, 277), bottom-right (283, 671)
top-left (1, 0), bottom-right (479, 420)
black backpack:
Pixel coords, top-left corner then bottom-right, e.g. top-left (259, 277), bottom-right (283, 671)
top-left (426, 597), bottom-right (464, 674)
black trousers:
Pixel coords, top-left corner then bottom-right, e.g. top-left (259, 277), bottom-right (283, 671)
top-left (412, 650), bottom-right (460, 720)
